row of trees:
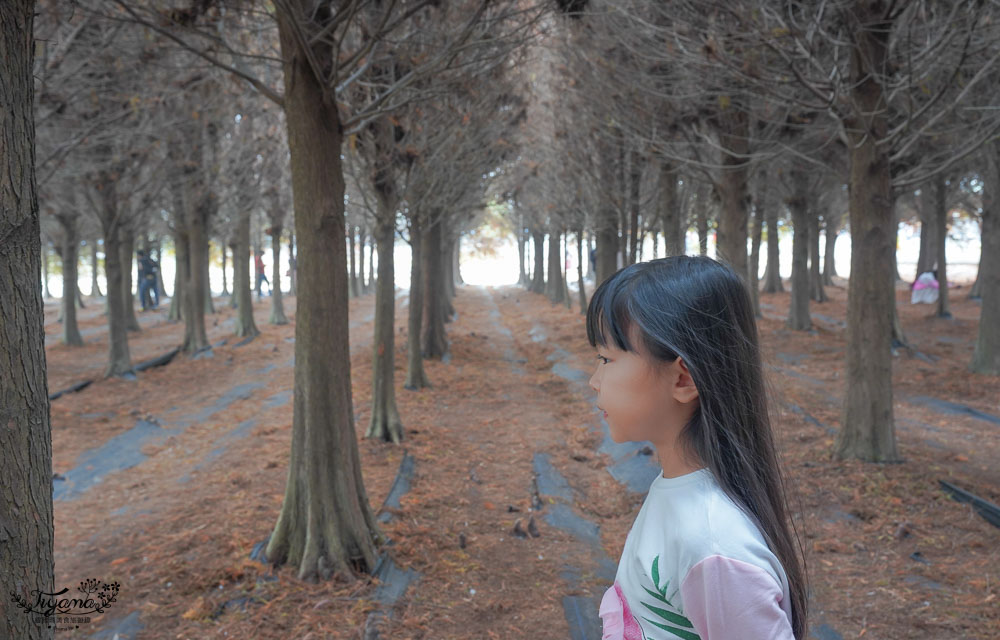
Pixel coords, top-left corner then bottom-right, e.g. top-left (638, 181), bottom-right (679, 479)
top-left (6, 4), bottom-right (541, 635)
top-left (513, 0), bottom-right (1000, 467)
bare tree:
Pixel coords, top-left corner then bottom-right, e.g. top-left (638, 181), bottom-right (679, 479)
top-left (1, 3), bottom-right (55, 640)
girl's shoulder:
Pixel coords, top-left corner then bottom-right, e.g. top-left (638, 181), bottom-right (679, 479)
top-left (633, 471), bottom-right (781, 585)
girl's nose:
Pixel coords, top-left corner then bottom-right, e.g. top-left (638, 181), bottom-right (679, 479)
top-left (588, 369), bottom-right (599, 393)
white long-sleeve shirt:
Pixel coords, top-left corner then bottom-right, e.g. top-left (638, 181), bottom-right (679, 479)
top-left (599, 467), bottom-right (795, 640)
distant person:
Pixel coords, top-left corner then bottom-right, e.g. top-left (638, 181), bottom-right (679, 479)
top-left (590, 256), bottom-right (805, 640)
top-left (255, 249), bottom-right (270, 299)
top-left (137, 250), bottom-right (159, 311)
top-left (911, 270), bottom-right (939, 304)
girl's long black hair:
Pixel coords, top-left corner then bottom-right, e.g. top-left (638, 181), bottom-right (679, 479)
top-left (586, 255), bottom-right (808, 640)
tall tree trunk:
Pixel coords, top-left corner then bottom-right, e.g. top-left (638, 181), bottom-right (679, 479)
top-left (269, 225), bottom-right (288, 324)
top-left (233, 210), bottom-right (259, 338)
top-left (763, 197), bottom-right (784, 292)
top-left (405, 212), bottom-right (430, 389)
top-left (90, 238), bottom-right (103, 297)
top-left (697, 203), bottom-right (709, 256)
top-left (617, 135), bottom-right (628, 265)
top-left (546, 229), bottom-right (566, 304)
top-left (203, 240), bottom-right (215, 315)
top-left (529, 228), bottom-right (546, 293)
top-left (57, 215), bottom-right (84, 345)
top-left (349, 224), bottom-right (359, 298)
top-left (836, 4), bottom-right (899, 462)
top-left (120, 227), bottom-right (140, 332)
top-left (453, 234), bottom-right (463, 285)
top-left (367, 232), bottom-right (375, 295)
top-left (264, 11), bottom-right (381, 580)
top-left (972, 141), bottom-right (1000, 374)
top-left (932, 174), bottom-right (951, 318)
top-left (787, 169), bottom-right (812, 331)
top-left (221, 242), bottom-right (229, 295)
top-left (809, 208), bottom-right (828, 302)
top-left (715, 105), bottom-right (750, 276)
top-left (183, 201), bottom-right (209, 353)
top-left (577, 227), bottom-right (587, 314)
top-left (0, 5), bottom-right (55, 636)
top-left (823, 210), bottom-right (842, 285)
top-left (441, 234), bottom-right (456, 320)
top-left (366, 214), bottom-right (403, 442)
top-left (42, 244), bottom-right (50, 298)
top-left (916, 190), bottom-right (936, 277)
top-left (628, 149), bottom-right (642, 265)
top-left (99, 178), bottom-right (134, 377)
top-left (660, 159), bottom-right (683, 256)
top-left (288, 229), bottom-right (297, 296)
top-left (517, 211), bottom-right (527, 285)
top-left (366, 117), bottom-right (404, 442)
top-left (749, 175), bottom-right (765, 317)
top-left (168, 229), bottom-right (185, 322)
top-left (421, 215), bottom-right (448, 359)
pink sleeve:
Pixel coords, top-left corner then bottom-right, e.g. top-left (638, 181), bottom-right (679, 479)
top-left (679, 555), bottom-right (794, 640)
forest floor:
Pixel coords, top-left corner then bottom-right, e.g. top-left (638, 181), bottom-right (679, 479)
top-left (40, 277), bottom-right (999, 640)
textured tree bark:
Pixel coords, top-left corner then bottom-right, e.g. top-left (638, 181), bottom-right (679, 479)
top-left (221, 242), bottom-right (229, 296)
top-left (287, 230), bottom-right (296, 296)
top-left (972, 141), bottom-right (1000, 374)
top-left (168, 229), bottom-right (185, 323)
top-left (715, 105), bottom-right (750, 276)
top-left (577, 227), bottom-right (587, 314)
top-left (932, 174), bottom-right (951, 317)
top-left (264, 7), bottom-right (381, 580)
top-left (659, 159), bottom-right (683, 256)
top-left (1, 4), bottom-right (55, 636)
top-left (366, 117), bottom-right (403, 442)
top-left (367, 232), bottom-right (375, 295)
top-left (546, 229), bottom-right (566, 304)
top-left (809, 207), bottom-right (828, 302)
top-left (58, 215), bottom-right (84, 345)
top-left (453, 235), bottom-right (463, 286)
top-left (762, 198), bottom-right (784, 292)
top-left (90, 238), bottom-right (103, 297)
top-left (823, 210), bottom-right (841, 285)
top-left (421, 216), bottom-right (448, 359)
top-left (269, 225), bottom-right (288, 325)
top-left (183, 198), bottom-right (209, 353)
top-left (405, 212), bottom-right (430, 389)
top-left (98, 177), bottom-right (134, 377)
top-left (787, 169), bottom-right (812, 331)
top-left (120, 227), bottom-right (140, 332)
top-left (916, 191), bottom-right (936, 277)
top-left (517, 211), bottom-right (527, 285)
top-left (627, 149), bottom-right (642, 265)
top-left (696, 201), bottom-right (709, 256)
top-left (529, 228), bottom-right (545, 293)
top-left (367, 215), bottom-right (403, 442)
top-left (203, 240), bottom-right (215, 316)
top-left (748, 180), bottom-right (764, 317)
top-left (233, 210), bottom-right (259, 339)
top-left (836, 2), bottom-right (899, 462)
top-left (349, 225), bottom-right (359, 298)
top-left (42, 244), bottom-right (51, 298)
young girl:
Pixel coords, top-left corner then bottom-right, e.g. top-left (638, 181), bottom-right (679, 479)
top-left (587, 256), bottom-right (807, 640)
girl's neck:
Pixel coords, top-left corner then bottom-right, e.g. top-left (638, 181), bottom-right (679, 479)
top-left (654, 440), bottom-right (704, 479)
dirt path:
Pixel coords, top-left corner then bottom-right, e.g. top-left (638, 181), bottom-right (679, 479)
top-left (43, 282), bottom-right (998, 639)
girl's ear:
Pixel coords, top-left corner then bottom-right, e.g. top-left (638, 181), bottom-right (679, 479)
top-left (673, 358), bottom-right (699, 404)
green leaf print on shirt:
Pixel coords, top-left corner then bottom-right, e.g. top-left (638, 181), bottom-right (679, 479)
top-left (640, 556), bottom-right (701, 640)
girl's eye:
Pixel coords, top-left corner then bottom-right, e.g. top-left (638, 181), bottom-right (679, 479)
top-left (596, 355), bottom-right (609, 365)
